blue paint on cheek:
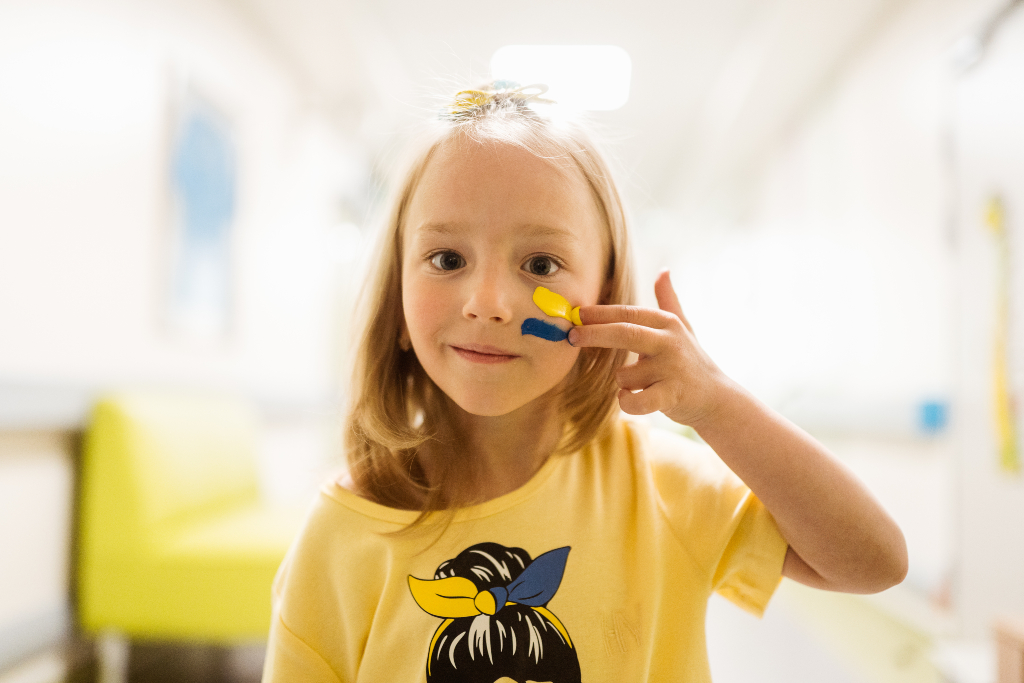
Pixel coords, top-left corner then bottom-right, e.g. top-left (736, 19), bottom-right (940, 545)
top-left (521, 318), bottom-right (569, 342)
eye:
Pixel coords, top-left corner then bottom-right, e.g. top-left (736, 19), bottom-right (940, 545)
top-left (429, 251), bottom-right (465, 271)
top-left (524, 255), bottom-right (561, 277)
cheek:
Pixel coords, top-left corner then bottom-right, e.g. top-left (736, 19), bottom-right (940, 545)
top-left (530, 335), bottom-right (582, 377)
top-left (402, 277), bottom-right (444, 341)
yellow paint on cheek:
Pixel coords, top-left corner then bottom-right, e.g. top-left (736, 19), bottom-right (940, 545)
top-left (533, 286), bottom-right (583, 326)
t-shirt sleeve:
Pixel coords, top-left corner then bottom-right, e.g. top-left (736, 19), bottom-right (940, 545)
top-left (261, 491), bottom-right (371, 683)
top-left (262, 540), bottom-right (345, 683)
top-left (263, 614), bottom-right (343, 683)
top-left (644, 424), bottom-right (788, 617)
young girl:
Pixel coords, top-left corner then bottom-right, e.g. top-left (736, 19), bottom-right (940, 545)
top-left (262, 83), bottom-right (907, 683)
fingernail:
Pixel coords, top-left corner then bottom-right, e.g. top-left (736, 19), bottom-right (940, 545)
top-left (567, 328), bottom-right (579, 346)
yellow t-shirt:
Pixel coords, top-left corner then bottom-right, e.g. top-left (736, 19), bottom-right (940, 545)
top-left (262, 417), bottom-right (788, 683)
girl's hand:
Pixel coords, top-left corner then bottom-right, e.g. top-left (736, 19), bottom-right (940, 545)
top-left (567, 270), bottom-right (728, 426)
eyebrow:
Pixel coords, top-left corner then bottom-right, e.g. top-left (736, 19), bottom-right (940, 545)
top-left (413, 222), bottom-right (581, 242)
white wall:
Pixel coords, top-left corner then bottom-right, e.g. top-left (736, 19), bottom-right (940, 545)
top-left (952, 6), bottom-right (1024, 638)
top-left (0, 0), bottom-right (360, 667)
top-left (0, 0), bottom-right (363, 407)
top-left (666, 0), bottom-right (1024, 644)
top-left (654, 0), bottom-right (1004, 416)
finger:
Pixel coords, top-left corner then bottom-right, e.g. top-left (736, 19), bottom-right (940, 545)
top-left (617, 383), bottom-right (671, 415)
top-left (575, 304), bottom-right (678, 329)
top-left (568, 322), bottom-right (664, 355)
top-left (654, 270), bottom-right (694, 334)
top-left (615, 362), bottom-right (662, 392)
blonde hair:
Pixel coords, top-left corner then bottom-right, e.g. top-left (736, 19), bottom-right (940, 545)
top-left (344, 84), bottom-right (636, 519)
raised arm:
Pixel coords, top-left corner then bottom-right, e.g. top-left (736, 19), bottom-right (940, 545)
top-left (568, 271), bottom-right (908, 594)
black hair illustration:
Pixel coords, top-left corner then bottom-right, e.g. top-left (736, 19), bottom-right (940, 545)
top-left (408, 542), bottom-right (581, 683)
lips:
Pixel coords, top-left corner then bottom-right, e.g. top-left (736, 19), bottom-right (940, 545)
top-left (449, 343), bottom-right (520, 364)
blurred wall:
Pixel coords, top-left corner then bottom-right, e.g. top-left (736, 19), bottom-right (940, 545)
top-left (0, 0), bottom-right (361, 408)
top-left (752, 0), bottom-right (1024, 643)
top-left (0, 0), bottom-right (359, 667)
top-left (659, 0), bottom-right (1021, 652)
top-left (952, 4), bottom-right (1024, 640)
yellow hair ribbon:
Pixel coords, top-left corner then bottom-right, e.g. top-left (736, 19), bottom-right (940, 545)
top-left (449, 90), bottom-right (492, 116)
top-left (533, 286), bottom-right (582, 326)
top-left (447, 83), bottom-right (553, 118)
top-left (408, 576), bottom-right (480, 618)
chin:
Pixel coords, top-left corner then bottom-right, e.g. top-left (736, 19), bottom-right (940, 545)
top-left (428, 366), bottom-right (574, 419)
top-left (449, 392), bottom-right (532, 418)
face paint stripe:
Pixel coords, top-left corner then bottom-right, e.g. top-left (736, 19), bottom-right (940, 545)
top-left (533, 286), bottom-right (582, 325)
top-left (521, 318), bottom-right (569, 342)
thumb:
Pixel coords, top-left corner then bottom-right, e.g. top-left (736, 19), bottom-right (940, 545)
top-left (654, 270), bottom-right (694, 334)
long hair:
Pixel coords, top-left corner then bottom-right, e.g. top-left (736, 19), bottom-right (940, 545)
top-left (344, 83), bottom-right (636, 519)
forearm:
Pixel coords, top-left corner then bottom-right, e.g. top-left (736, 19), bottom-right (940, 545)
top-left (571, 272), bottom-right (908, 593)
top-left (689, 379), bottom-right (908, 594)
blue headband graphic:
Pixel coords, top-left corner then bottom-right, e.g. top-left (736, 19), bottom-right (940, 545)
top-left (486, 545), bottom-right (570, 611)
top-left (409, 546), bottom-right (570, 618)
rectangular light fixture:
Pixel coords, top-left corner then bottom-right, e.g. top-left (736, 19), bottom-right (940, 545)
top-left (490, 45), bottom-right (631, 111)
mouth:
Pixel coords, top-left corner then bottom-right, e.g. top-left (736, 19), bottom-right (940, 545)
top-left (449, 343), bottom-right (521, 364)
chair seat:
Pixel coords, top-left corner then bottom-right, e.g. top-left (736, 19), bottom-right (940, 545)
top-left (159, 503), bottom-right (307, 565)
top-left (81, 503), bottom-right (308, 642)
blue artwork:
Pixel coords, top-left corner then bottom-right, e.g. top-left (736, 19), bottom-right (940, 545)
top-left (167, 91), bottom-right (236, 339)
top-left (918, 400), bottom-right (949, 435)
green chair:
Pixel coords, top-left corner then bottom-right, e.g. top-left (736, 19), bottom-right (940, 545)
top-left (77, 392), bottom-right (306, 678)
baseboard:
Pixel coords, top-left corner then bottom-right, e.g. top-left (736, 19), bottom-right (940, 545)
top-left (0, 606), bottom-right (70, 672)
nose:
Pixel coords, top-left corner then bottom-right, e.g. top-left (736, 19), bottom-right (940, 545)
top-left (462, 267), bottom-right (515, 324)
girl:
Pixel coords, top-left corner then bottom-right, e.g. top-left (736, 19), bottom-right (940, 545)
top-left (262, 83), bottom-right (907, 683)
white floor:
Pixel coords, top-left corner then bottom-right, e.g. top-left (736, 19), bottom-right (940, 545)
top-left (0, 650), bottom-right (65, 683)
top-left (707, 592), bottom-right (865, 683)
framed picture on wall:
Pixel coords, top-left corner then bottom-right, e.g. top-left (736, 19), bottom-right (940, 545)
top-left (164, 79), bottom-right (237, 342)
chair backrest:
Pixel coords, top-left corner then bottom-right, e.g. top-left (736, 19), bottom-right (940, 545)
top-left (80, 392), bottom-right (260, 552)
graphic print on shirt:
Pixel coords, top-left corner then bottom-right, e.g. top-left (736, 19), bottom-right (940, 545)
top-left (408, 543), bottom-right (581, 683)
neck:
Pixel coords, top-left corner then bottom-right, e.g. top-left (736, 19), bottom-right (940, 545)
top-left (423, 393), bottom-right (565, 505)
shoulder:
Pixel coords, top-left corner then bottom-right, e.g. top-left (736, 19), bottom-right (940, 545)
top-left (586, 415), bottom-right (742, 507)
top-left (270, 483), bottom-right (387, 683)
top-left (274, 481), bottom-right (395, 597)
top-left (274, 486), bottom-right (351, 592)
top-left (613, 416), bottom-right (731, 485)
top-left (272, 481), bottom-right (402, 645)
top-left (643, 422), bottom-right (717, 466)
top-left (622, 417), bottom-right (753, 532)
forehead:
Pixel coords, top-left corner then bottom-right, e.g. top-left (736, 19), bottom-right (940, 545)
top-left (404, 138), bottom-right (606, 247)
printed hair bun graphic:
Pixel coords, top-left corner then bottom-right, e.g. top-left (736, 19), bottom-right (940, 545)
top-left (408, 543), bottom-right (581, 683)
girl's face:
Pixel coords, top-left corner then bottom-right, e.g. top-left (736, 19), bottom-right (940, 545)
top-left (401, 139), bottom-right (609, 417)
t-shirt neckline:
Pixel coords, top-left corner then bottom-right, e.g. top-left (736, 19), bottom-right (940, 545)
top-left (325, 448), bottom-right (569, 524)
